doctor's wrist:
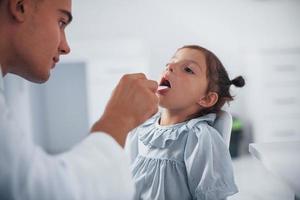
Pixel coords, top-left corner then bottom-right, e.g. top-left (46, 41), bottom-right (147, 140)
top-left (90, 114), bottom-right (135, 147)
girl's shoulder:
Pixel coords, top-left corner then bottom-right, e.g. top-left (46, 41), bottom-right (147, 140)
top-left (185, 113), bottom-right (229, 152)
top-left (186, 113), bottom-right (216, 130)
top-left (184, 113), bottom-right (223, 141)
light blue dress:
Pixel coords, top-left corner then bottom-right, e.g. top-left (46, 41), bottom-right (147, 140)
top-left (125, 112), bottom-right (238, 200)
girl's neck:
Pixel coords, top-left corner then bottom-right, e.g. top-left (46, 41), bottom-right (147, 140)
top-left (160, 109), bottom-right (198, 126)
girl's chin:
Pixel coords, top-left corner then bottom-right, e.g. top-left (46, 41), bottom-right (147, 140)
top-left (158, 102), bottom-right (172, 110)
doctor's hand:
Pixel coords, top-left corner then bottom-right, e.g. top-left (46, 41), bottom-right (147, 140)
top-left (91, 73), bottom-right (159, 147)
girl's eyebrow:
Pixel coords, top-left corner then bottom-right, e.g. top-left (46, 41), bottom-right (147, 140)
top-left (182, 59), bottom-right (203, 72)
top-left (170, 57), bottom-right (203, 71)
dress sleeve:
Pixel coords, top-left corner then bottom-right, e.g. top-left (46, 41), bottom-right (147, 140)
top-left (183, 124), bottom-right (238, 200)
top-left (0, 93), bottom-right (134, 200)
top-left (124, 128), bottom-right (139, 164)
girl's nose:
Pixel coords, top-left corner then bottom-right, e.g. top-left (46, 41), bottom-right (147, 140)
top-left (167, 63), bottom-right (174, 72)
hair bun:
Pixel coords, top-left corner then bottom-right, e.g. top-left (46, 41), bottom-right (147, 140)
top-left (231, 76), bottom-right (245, 87)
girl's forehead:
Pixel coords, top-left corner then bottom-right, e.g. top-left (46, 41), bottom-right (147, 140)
top-left (172, 48), bottom-right (207, 69)
top-left (174, 48), bottom-right (205, 61)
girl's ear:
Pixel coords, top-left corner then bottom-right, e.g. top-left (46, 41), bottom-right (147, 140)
top-left (9, 0), bottom-right (30, 22)
top-left (198, 92), bottom-right (218, 108)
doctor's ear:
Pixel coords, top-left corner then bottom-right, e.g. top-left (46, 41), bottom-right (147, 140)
top-left (9, 0), bottom-right (30, 22)
top-left (198, 92), bottom-right (218, 108)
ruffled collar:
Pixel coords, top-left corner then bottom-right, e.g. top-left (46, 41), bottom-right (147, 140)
top-left (138, 112), bottom-right (216, 148)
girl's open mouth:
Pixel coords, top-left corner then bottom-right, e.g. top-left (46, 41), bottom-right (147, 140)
top-left (157, 77), bottom-right (171, 93)
top-left (159, 77), bottom-right (171, 88)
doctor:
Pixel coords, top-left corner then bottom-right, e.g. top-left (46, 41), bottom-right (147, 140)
top-left (0, 0), bottom-right (158, 199)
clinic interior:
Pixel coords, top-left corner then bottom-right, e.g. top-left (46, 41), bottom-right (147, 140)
top-left (3, 0), bottom-right (300, 199)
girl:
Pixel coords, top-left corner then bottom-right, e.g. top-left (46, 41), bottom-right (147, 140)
top-left (125, 45), bottom-right (244, 200)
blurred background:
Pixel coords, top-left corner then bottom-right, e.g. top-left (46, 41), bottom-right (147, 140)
top-left (3, 0), bottom-right (300, 199)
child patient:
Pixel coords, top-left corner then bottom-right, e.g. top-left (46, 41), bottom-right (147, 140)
top-left (125, 45), bottom-right (245, 200)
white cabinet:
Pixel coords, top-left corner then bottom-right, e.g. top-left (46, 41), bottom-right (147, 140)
top-left (245, 48), bottom-right (300, 142)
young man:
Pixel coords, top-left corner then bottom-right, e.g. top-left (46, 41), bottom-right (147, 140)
top-left (0, 0), bottom-right (158, 199)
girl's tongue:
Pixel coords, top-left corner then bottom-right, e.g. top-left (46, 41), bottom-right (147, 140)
top-left (157, 85), bottom-right (169, 91)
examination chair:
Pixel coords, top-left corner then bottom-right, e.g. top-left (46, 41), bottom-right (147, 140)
top-left (213, 110), bottom-right (233, 200)
top-left (213, 110), bottom-right (233, 149)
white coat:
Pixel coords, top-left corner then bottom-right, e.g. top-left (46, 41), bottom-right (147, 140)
top-left (0, 67), bottom-right (134, 200)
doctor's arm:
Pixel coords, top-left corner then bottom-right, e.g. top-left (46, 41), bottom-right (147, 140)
top-left (0, 102), bottom-right (134, 200)
top-left (91, 73), bottom-right (159, 147)
top-left (0, 73), bottom-right (158, 200)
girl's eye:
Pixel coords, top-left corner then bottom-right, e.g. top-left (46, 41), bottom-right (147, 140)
top-left (59, 21), bottom-right (67, 28)
top-left (165, 63), bottom-right (170, 70)
top-left (184, 66), bottom-right (194, 74)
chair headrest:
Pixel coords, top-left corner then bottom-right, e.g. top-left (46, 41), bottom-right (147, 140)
top-left (213, 110), bottom-right (233, 148)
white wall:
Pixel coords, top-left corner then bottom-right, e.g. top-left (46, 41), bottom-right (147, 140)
top-left (68, 0), bottom-right (300, 116)
top-left (66, 0), bottom-right (300, 143)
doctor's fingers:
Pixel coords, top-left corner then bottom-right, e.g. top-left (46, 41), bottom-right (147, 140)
top-left (119, 73), bottom-right (147, 90)
top-left (120, 73), bottom-right (147, 82)
top-left (142, 79), bottom-right (159, 93)
top-left (121, 73), bottom-right (159, 88)
top-left (122, 74), bottom-right (158, 92)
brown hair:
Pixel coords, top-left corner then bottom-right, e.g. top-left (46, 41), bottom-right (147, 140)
top-left (178, 45), bottom-right (245, 115)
